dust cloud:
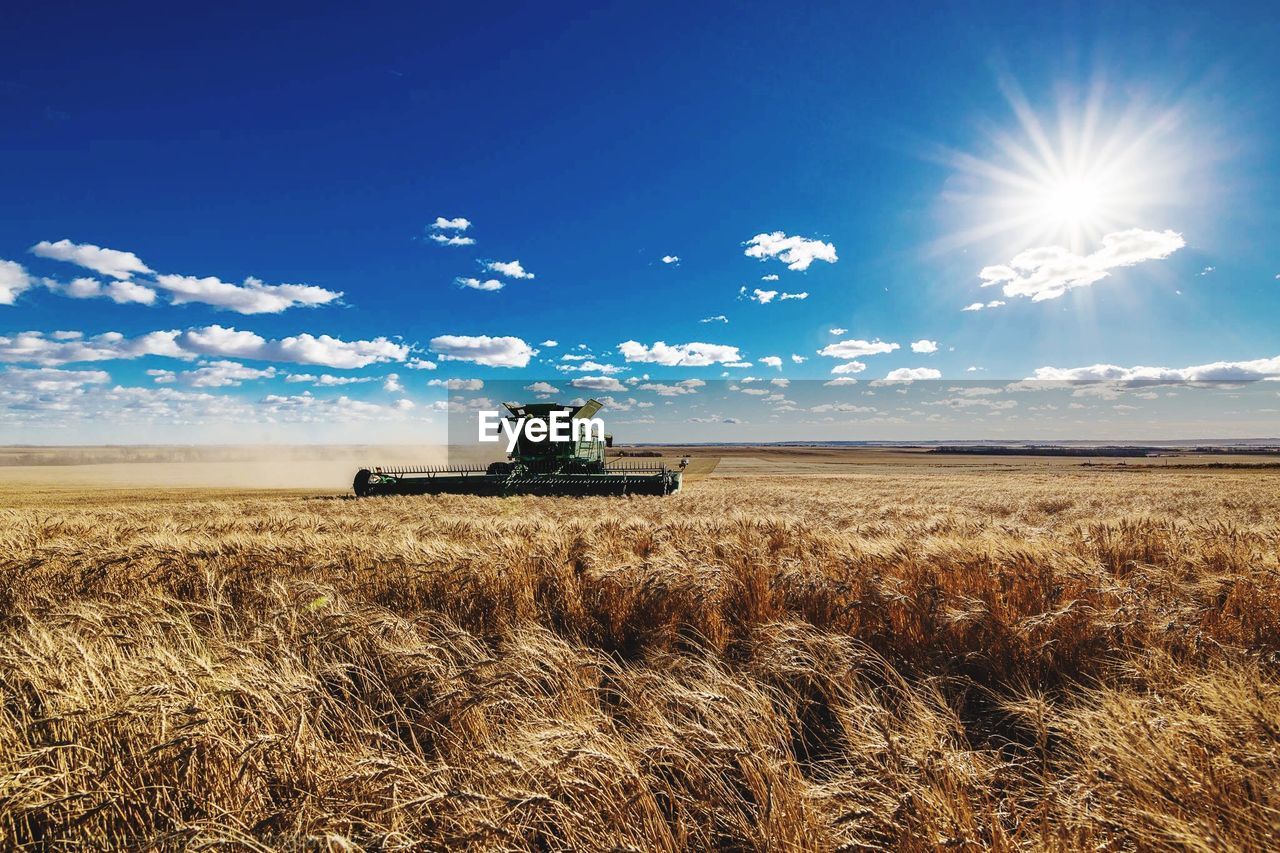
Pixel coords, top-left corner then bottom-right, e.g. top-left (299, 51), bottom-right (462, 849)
top-left (0, 445), bottom-right (460, 492)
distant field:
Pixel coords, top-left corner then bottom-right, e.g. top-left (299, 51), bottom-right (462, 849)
top-left (1, 455), bottom-right (1278, 848)
top-left (627, 444), bottom-right (1280, 469)
top-left (2, 443), bottom-right (1275, 499)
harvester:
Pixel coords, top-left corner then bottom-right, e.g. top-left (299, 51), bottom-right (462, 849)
top-left (353, 399), bottom-right (685, 497)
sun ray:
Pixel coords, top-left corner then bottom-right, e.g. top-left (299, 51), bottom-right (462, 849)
top-left (930, 74), bottom-right (1203, 261)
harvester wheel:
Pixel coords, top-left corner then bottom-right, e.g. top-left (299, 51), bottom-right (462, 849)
top-left (353, 468), bottom-right (373, 497)
top-left (486, 461), bottom-right (514, 477)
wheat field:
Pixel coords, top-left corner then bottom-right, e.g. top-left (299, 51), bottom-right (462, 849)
top-left (1, 463), bottom-right (1278, 849)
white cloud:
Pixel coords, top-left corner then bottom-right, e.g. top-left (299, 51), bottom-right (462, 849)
top-left (109, 386), bottom-right (254, 420)
top-left (810, 402), bottom-right (875, 414)
top-left (405, 358), bottom-right (437, 370)
top-left (823, 377), bottom-right (858, 386)
top-left (760, 355), bottom-right (783, 370)
top-left (790, 354), bottom-right (807, 364)
top-left (829, 328), bottom-right (847, 336)
top-left (979, 229), bottom-right (1185, 302)
top-left (540, 340), bottom-right (559, 347)
top-left (926, 397), bottom-right (1016, 410)
top-left (484, 259), bottom-right (534, 280)
top-left (818, 339), bottom-right (899, 359)
top-left (699, 315), bottom-right (729, 324)
top-left (259, 393), bottom-right (421, 423)
top-left (560, 353), bottom-right (591, 361)
top-left (557, 360), bottom-right (625, 374)
top-left (428, 378), bottom-right (484, 390)
top-left (830, 361), bottom-right (866, 375)
top-left (456, 277), bottom-right (504, 292)
top-left (443, 395), bottom-right (494, 413)
top-left (739, 286), bottom-right (805, 304)
top-left (962, 300), bottom-right (1006, 311)
top-left (618, 340), bottom-right (742, 367)
top-left (637, 379), bottom-right (703, 396)
top-left (740, 286), bottom-right (807, 304)
top-left (524, 381), bottom-right (560, 394)
top-left (0, 326), bottom-right (407, 369)
top-left (178, 360), bottom-right (277, 388)
top-left (151, 274), bottom-right (342, 314)
top-left (318, 374), bottom-right (375, 386)
top-left (0, 260), bottom-right (33, 305)
top-left (910, 339), bottom-right (938, 354)
top-left (661, 255), bottom-right (680, 264)
top-left (0, 366), bottom-right (112, 393)
top-left (885, 367), bottom-right (942, 381)
top-left (45, 276), bottom-right (158, 305)
top-left (1030, 355), bottom-right (1280, 382)
top-left (383, 373), bottom-right (405, 393)
top-left (30, 239), bottom-right (153, 279)
top-left (63, 278), bottom-right (101, 299)
top-left (947, 386), bottom-right (1002, 397)
top-left (0, 330), bottom-right (185, 366)
top-left (27, 240), bottom-right (342, 314)
top-left (285, 373), bottom-right (374, 386)
top-left (429, 234), bottom-right (476, 246)
top-left (178, 326), bottom-right (407, 368)
top-left (743, 232), bottom-right (838, 271)
top-left (571, 376), bottom-right (626, 392)
top-left (594, 395), bottom-right (639, 411)
top-left (429, 217), bottom-right (473, 241)
top-left (761, 274), bottom-right (779, 281)
top-left (429, 334), bottom-right (534, 368)
top-left (0, 371), bottom-right (434, 430)
top-left (105, 279), bottom-right (158, 304)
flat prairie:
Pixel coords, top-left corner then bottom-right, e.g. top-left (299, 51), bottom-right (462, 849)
top-left (1, 452), bottom-right (1278, 849)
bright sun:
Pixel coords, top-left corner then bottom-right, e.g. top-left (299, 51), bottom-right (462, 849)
top-left (1041, 177), bottom-right (1103, 227)
top-left (935, 77), bottom-right (1195, 256)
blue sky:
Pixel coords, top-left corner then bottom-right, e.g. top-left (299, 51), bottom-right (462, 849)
top-left (2, 1), bottom-right (1278, 442)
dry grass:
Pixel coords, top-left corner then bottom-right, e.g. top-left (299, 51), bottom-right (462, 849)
top-left (1, 466), bottom-right (1279, 849)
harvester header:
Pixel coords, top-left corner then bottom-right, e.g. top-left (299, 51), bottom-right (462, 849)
top-left (353, 398), bottom-right (684, 497)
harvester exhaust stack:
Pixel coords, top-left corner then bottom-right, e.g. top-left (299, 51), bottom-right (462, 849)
top-left (353, 398), bottom-right (684, 497)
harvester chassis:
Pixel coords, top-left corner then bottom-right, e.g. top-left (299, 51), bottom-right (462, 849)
top-left (353, 461), bottom-right (682, 497)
